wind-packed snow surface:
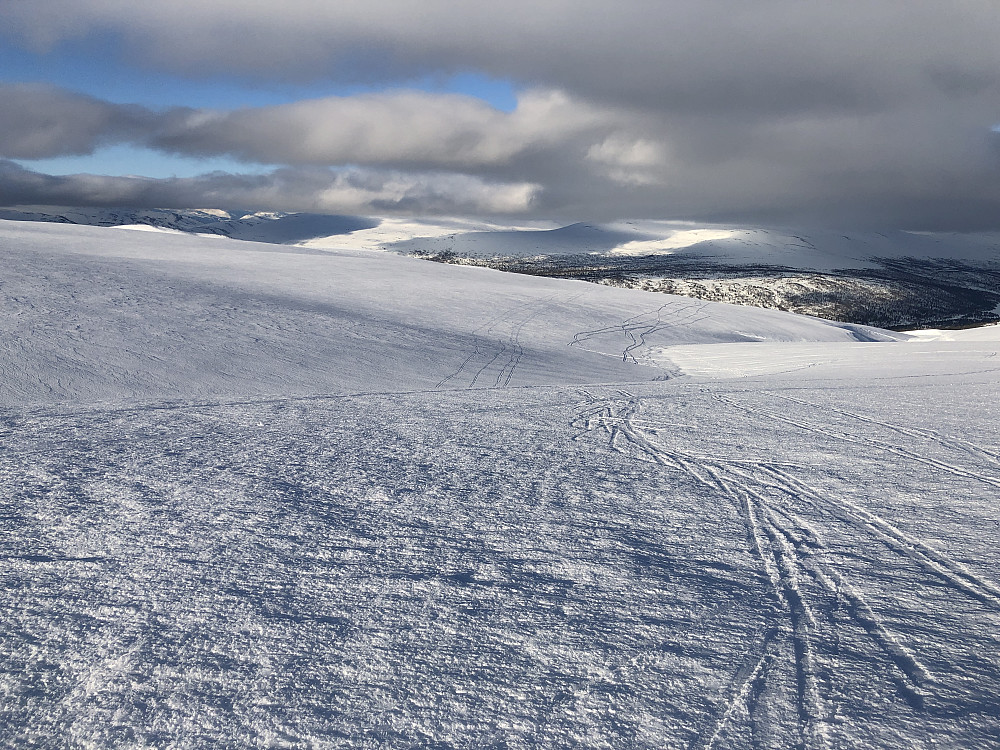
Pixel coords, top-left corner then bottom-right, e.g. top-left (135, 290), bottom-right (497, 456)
top-left (2, 220), bottom-right (999, 748)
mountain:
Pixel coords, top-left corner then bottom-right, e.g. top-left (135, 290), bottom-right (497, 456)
top-left (366, 221), bottom-right (1000, 330)
top-left (0, 205), bottom-right (378, 244)
top-left (0, 219), bottom-right (893, 406)
top-left (4, 206), bottom-right (1000, 328)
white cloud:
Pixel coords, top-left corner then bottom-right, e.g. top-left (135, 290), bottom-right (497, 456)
top-left (586, 135), bottom-right (668, 185)
top-left (313, 170), bottom-right (539, 214)
top-left (151, 89), bottom-right (612, 168)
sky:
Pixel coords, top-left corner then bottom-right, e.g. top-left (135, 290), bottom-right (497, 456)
top-left (1, 0), bottom-right (1000, 229)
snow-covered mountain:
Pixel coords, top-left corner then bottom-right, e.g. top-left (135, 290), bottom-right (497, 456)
top-left (8, 206), bottom-right (1000, 268)
top-left (3, 220), bottom-right (1000, 748)
top-left (0, 205), bottom-right (378, 244)
top-left (0, 220), bottom-right (893, 406)
top-left (358, 220), bottom-right (1000, 329)
top-left (344, 219), bottom-right (1000, 269)
top-left (5, 207), bottom-right (999, 328)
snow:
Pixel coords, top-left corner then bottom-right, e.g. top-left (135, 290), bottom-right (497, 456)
top-left (6, 208), bottom-right (1000, 274)
top-left (380, 222), bottom-right (642, 260)
top-left (325, 220), bottom-right (1000, 273)
top-left (297, 216), bottom-right (554, 251)
top-left (2, 219), bottom-right (999, 748)
top-left (649, 339), bottom-right (1000, 380)
top-left (0, 206), bottom-right (379, 245)
top-left (906, 323), bottom-right (1000, 342)
top-left (610, 229), bottom-right (740, 255)
top-left (110, 223), bottom-right (191, 234)
top-left (0, 220), bottom-right (884, 407)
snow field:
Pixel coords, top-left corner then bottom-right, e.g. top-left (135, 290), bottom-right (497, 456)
top-left (1, 220), bottom-right (998, 748)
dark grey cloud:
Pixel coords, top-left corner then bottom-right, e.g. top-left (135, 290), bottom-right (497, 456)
top-left (3, 84), bottom-right (1000, 228)
top-left (3, 2), bottom-right (1000, 229)
top-left (6, 1), bottom-right (1000, 118)
top-left (0, 161), bottom-right (539, 216)
top-left (0, 84), bottom-right (155, 158)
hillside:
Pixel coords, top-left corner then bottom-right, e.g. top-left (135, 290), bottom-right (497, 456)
top-left (2, 221), bottom-right (999, 748)
top-left (4, 207), bottom-right (999, 328)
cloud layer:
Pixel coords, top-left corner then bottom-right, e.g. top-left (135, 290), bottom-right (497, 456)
top-left (149, 90), bottom-right (609, 169)
top-left (3, 2), bottom-right (1000, 227)
top-left (8, 2), bottom-right (1000, 113)
top-left (0, 160), bottom-right (539, 216)
top-left (0, 84), bottom-right (152, 159)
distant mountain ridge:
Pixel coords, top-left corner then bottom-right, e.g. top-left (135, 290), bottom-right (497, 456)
top-left (3, 206), bottom-right (999, 328)
top-left (0, 206), bottom-right (377, 244)
top-left (4, 206), bottom-right (1000, 269)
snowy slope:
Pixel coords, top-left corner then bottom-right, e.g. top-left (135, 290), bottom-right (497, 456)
top-left (0, 206), bottom-right (378, 244)
top-left (5, 207), bottom-right (1000, 270)
top-left (2, 221), bottom-right (999, 749)
top-left (6, 209), bottom-right (1000, 329)
top-left (0, 220), bottom-right (892, 407)
top-left (329, 220), bottom-right (1000, 270)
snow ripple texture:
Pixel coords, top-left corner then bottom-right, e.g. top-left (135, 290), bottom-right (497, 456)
top-left (1, 221), bottom-right (999, 748)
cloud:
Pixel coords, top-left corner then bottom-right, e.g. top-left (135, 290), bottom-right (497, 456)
top-left (0, 84), bottom-right (154, 159)
top-left (6, 1), bottom-right (1000, 117)
top-left (3, 2), bottom-right (1000, 228)
top-left (0, 84), bottom-right (616, 169)
top-left (0, 160), bottom-right (539, 216)
top-left (150, 89), bottom-right (611, 168)
top-left (3, 82), bottom-right (1000, 228)
top-left (586, 135), bottom-right (667, 186)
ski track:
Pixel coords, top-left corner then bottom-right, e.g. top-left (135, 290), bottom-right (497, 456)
top-left (713, 394), bottom-right (1000, 491)
top-left (570, 301), bottom-right (710, 364)
top-left (436, 294), bottom-right (563, 389)
top-left (758, 465), bottom-right (1000, 607)
top-left (768, 392), bottom-right (1000, 468)
top-left (695, 626), bottom-right (781, 750)
top-left (572, 397), bottom-right (832, 748)
top-left (572, 389), bottom-right (1000, 748)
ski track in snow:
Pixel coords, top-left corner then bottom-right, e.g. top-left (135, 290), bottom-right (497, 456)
top-left (5, 366), bottom-right (1000, 748)
top-left (571, 389), bottom-right (1000, 748)
top-left (713, 394), bottom-right (1000, 491)
top-left (570, 300), bottom-right (711, 364)
top-left (768, 392), bottom-right (1000, 467)
top-left (435, 294), bottom-right (568, 390)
